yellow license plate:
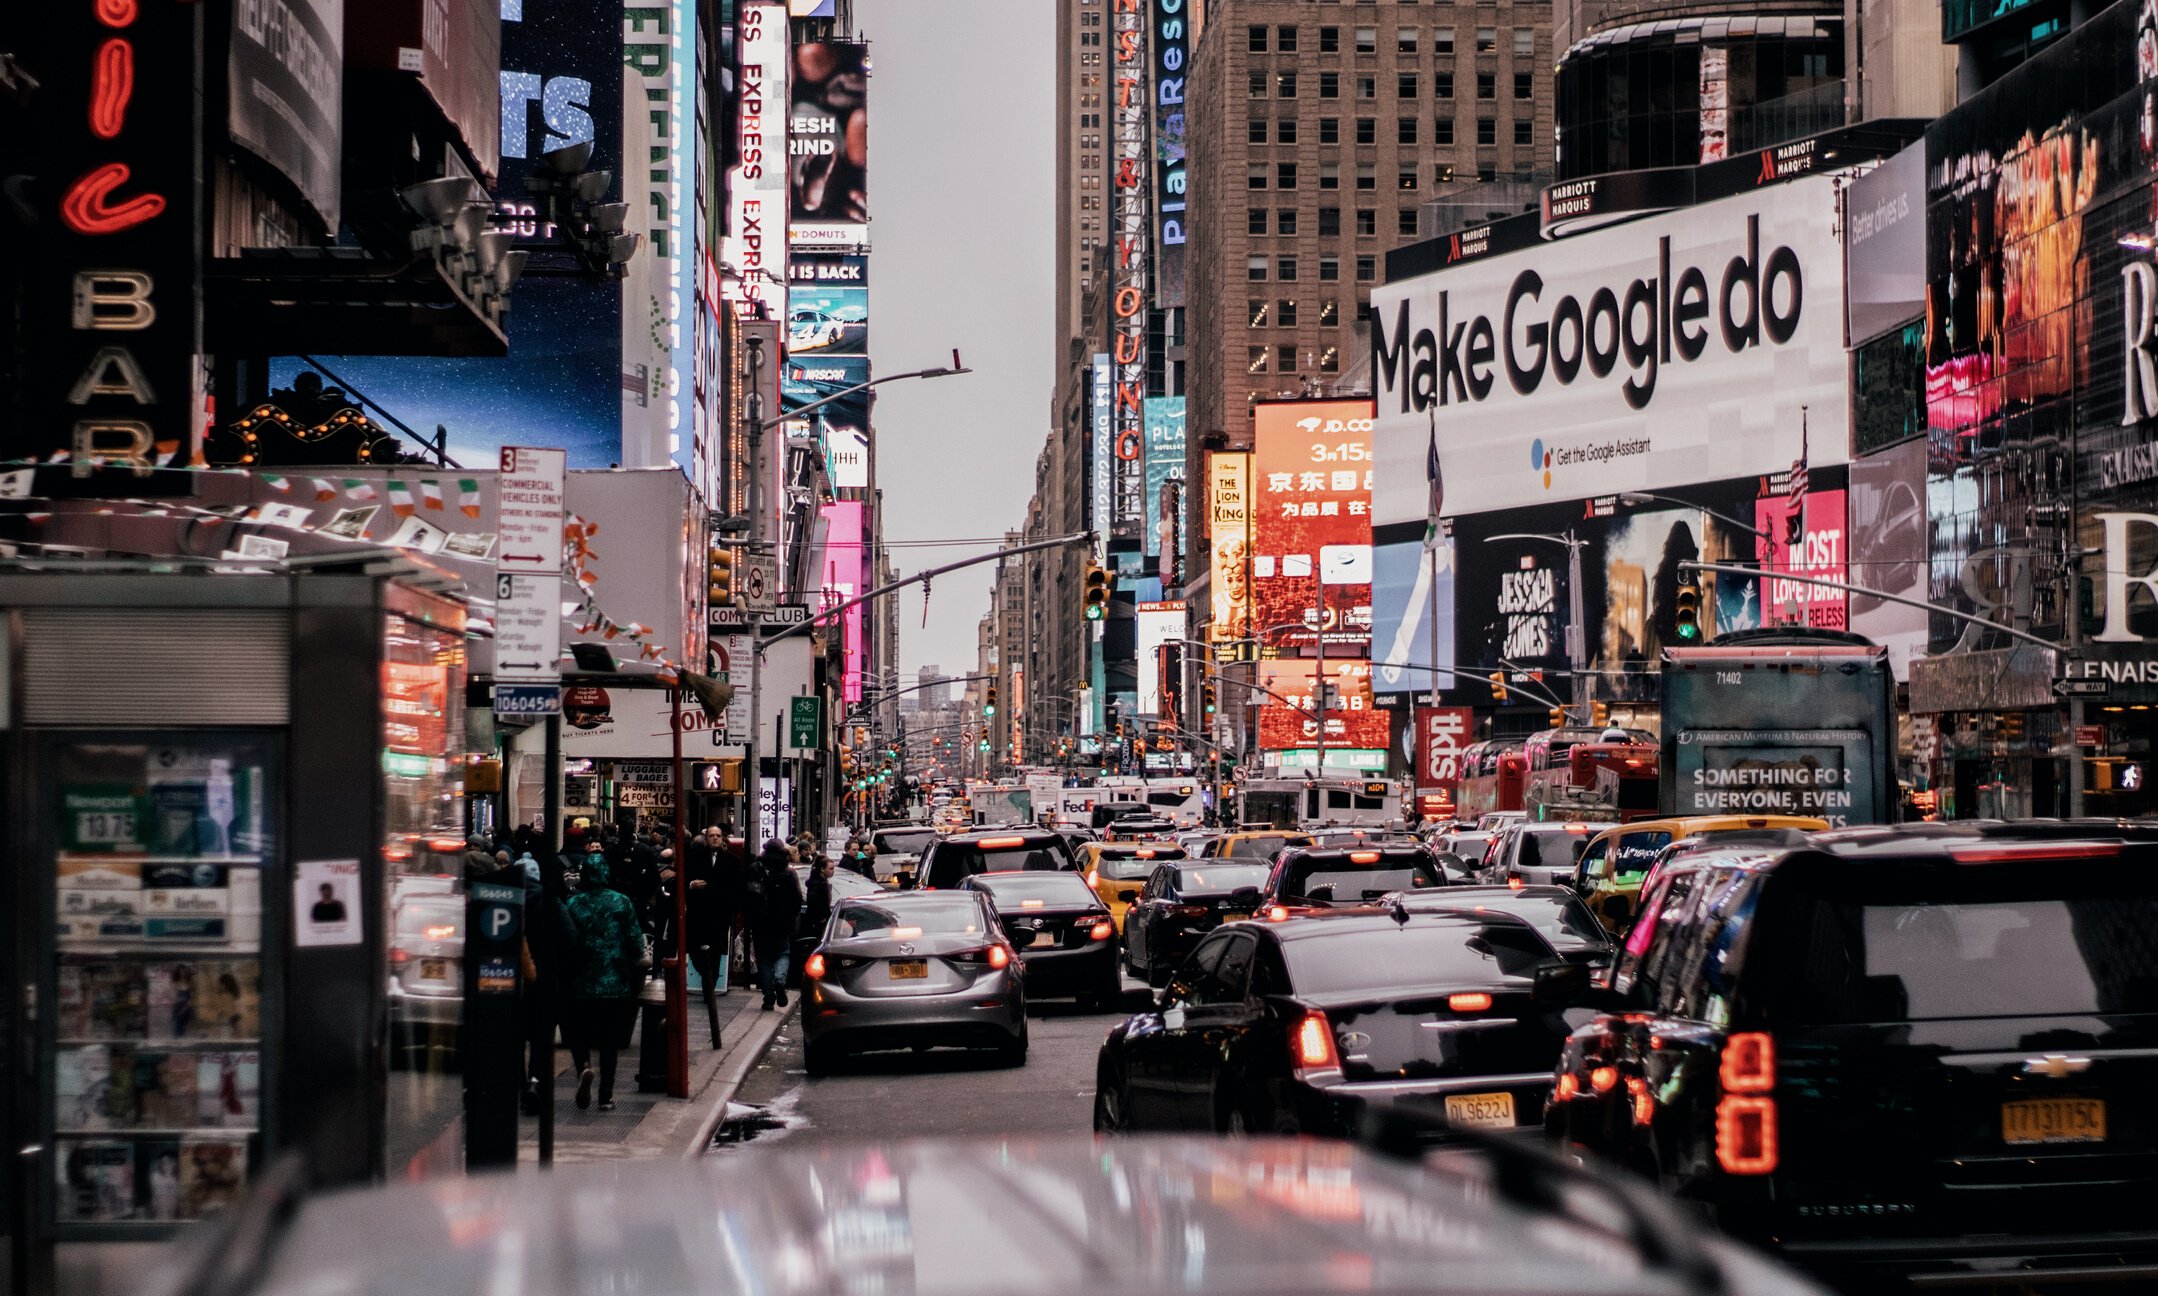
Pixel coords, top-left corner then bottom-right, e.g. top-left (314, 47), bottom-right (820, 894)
top-left (421, 958), bottom-right (447, 980)
top-left (887, 960), bottom-right (928, 980)
top-left (2003, 1097), bottom-right (2106, 1145)
top-left (1444, 1091), bottom-right (1517, 1130)
top-left (1222, 912), bottom-right (1250, 922)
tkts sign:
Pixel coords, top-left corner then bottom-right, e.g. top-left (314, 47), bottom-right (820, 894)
top-left (17, 0), bottom-right (204, 486)
top-left (1110, 0), bottom-right (1150, 531)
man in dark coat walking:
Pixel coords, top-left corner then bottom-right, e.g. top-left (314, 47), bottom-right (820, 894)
top-left (751, 840), bottom-right (804, 1011)
top-left (684, 825), bottom-right (744, 1045)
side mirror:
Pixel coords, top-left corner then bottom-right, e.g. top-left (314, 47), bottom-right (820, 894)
top-left (1532, 958), bottom-right (1591, 1005)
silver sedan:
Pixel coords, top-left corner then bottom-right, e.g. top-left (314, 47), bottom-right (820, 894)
top-left (800, 891), bottom-right (1026, 1074)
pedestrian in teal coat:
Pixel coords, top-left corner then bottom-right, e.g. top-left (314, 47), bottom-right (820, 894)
top-left (563, 854), bottom-right (646, 1111)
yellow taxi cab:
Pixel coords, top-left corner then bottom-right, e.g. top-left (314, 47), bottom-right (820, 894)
top-left (1082, 841), bottom-right (1191, 933)
top-left (1195, 830), bottom-right (1314, 863)
top-left (1576, 814), bottom-right (1827, 931)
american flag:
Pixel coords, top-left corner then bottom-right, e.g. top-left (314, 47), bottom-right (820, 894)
top-left (1786, 410), bottom-right (1809, 546)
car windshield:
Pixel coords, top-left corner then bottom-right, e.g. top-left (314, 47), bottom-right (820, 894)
top-left (1766, 874), bottom-right (2158, 1022)
top-left (874, 830), bottom-right (935, 854)
top-left (1099, 849), bottom-right (1185, 880)
top-left (937, 844), bottom-right (1067, 874)
top-left (1175, 865), bottom-right (1271, 896)
top-left (1283, 854), bottom-right (1442, 901)
top-left (973, 873), bottom-right (1100, 909)
top-left (1525, 831), bottom-right (1593, 869)
top-left (1229, 836), bottom-right (1306, 860)
top-left (1610, 831), bottom-right (1672, 876)
top-left (831, 897), bottom-right (985, 940)
top-left (1284, 924), bottom-right (1546, 996)
top-left (1458, 894), bottom-right (1609, 949)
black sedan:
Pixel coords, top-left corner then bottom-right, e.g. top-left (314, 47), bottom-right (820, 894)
top-left (1095, 906), bottom-right (1583, 1137)
top-left (1259, 844), bottom-right (1446, 911)
top-left (1384, 884), bottom-right (1617, 971)
top-left (1122, 861), bottom-right (1272, 987)
top-left (962, 871), bottom-right (1122, 1007)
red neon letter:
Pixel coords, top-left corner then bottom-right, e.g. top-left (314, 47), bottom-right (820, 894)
top-left (97, 0), bottom-right (138, 27)
top-left (90, 39), bottom-right (134, 139)
top-left (60, 162), bottom-right (166, 235)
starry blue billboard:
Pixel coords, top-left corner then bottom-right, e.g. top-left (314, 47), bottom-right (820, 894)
top-left (271, 0), bottom-right (627, 468)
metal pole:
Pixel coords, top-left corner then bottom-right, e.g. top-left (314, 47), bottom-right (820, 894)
top-left (1679, 561), bottom-right (2068, 652)
top-left (745, 336), bottom-right (766, 847)
top-left (539, 711), bottom-right (561, 1165)
top-left (666, 689), bottom-right (688, 1097)
top-left (1567, 532), bottom-right (1588, 720)
top-left (1315, 563), bottom-right (1327, 777)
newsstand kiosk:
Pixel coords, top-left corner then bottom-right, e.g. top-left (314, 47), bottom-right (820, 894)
top-left (0, 561), bottom-right (472, 1296)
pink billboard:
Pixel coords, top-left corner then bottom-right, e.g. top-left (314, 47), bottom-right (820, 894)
top-left (820, 500), bottom-right (866, 702)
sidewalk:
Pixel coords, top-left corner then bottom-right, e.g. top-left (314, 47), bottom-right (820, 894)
top-left (518, 982), bottom-right (794, 1165)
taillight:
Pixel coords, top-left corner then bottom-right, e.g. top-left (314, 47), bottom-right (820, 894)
top-left (1086, 868), bottom-right (1099, 889)
top-left (424, 924), bottom-right (457, 940)
top-left (1589, 1065), bottom-right (1618, 1093)
top-left (1447, 992), bottom-right (1492, 1013)
top-left (1507, 876), bottom-right (1526, 891)
top-left (988, 943), bottom-right (1011, 970)
top-left (1088, 919), bottom-right (1114, 941)
top-left (1949, 841), bottom-right (2121, 864)
top-left (1554, 1072), bottom-right (1579, 1100)
top-left (1719, 1032), bottom-right (1775, 1093)
top-left (1265, 905), bottom-right (1290, 921)
top-left (390, 946), bottom-right (409, 965)
top-left (1348, 850), bottom-right (1381, 863)
top-left (1716, 1096), bottom-right (1778, 1174)
top-left (1291, 1010), bottom-right (1340, 1078)
top-left (804, 953), bottom-right (827, 980)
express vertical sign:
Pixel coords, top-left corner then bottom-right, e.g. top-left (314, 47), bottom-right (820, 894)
top-left (19, 0), bottom-right (204, 483)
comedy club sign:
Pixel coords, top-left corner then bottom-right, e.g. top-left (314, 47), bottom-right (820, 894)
top-left (1369, 175), bottom-right (1849, 523)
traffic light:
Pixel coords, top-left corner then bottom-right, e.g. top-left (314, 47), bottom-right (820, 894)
top-left (1488, 672), bottom-right (1508, 702)
top-left (1674, 581), bottom-right (1702, 641)
top-left (984, 684), bottom-right (997, 718)
top-left (1591, 700), bottom-right (1610, 727)
top-left (1082, 563), bottom-right (1111, 621)
top-left (708, 544), bottom-right (734, 607)
top-left (1548, 707), bottom-right (1566, 728)
top-left (1202, 683), bottom-right (1218, 716)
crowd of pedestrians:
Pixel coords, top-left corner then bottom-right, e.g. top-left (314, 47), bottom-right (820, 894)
top-left (452, 819), bottom-right (833, 1114)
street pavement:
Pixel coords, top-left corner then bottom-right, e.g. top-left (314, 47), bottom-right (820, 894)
top-left (713, 981), bottom-right (1152, 1148)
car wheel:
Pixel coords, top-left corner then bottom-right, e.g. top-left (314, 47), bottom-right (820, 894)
top-left (1215, 1086), bottom-right (1252, 1136)
top-left (1093, 1061), bottom-right (1133, 1132)
top-left (996, 1035), bottom-right (1028, 1068)
top-left (803, 1039), bottom-right (839, 1077)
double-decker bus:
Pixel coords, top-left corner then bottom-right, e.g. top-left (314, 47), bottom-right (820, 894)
top-left (1452, 741), bottom-right (1525, 819)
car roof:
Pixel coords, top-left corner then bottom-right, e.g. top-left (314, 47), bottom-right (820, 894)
top-left (231, 1135), bottom-right (1820, 1296)
top-left (1515, 820), bottom-right (1613, 836)
top-left (1589, 814), bottom-right (1829, 841)
top-left (938, 829), bottom-right (1062, 845)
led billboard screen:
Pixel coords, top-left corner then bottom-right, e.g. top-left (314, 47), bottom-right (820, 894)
top-left (788, 42), bottom-right (869, 248)
top-left (1251, 400), bottom-right (1375, 650)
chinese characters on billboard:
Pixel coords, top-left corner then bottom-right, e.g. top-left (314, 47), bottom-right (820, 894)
top-left (1257, 660), bottom-right (1388, 750)
top-left (1250, 401), bottom-right (1375, 649)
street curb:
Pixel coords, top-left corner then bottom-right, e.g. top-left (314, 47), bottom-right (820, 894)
top-left (681, 1002), bottom-right (794, 1158)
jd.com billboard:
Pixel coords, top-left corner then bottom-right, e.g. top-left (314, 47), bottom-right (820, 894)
top-left (1369, 174), bottom-right (1851, 527)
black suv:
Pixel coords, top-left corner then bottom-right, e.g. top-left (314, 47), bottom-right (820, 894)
top-left (918, 829), bottom-right (1080, 889)
top-left (1548, 821), bottom-right (2158, 1287)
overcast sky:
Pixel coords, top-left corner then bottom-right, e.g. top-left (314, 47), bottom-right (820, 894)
top-left (858, 0), bottom-right (1054, 683)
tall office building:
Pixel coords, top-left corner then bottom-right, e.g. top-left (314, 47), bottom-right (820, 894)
top-left (1185, 3), bottom-right (1556, 458)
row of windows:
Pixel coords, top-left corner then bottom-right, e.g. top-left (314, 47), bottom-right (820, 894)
top-left (1251, 110), bottom-right (1537, 145)
top-left (1248, 344), bottom-right (1344, 375)
top-left (1249, 69), bottom-right (1536, 117)
top-left (1243, 124), bottom-right (1525, 187)
top-left (1248, 206), bottom-right (1424, 236)
top-left (1246, 255), bottom-right (1379, 283)
top-left (1248, 299), bottom-right (1343, 328)
top-left (1252, 58), bottom-right (1537, 101)
top-left (1250, 24), bottom-right (1535, 55)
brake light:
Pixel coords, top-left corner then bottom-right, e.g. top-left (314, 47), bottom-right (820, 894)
top-left (978, 836), bottom-right (1026, 849)
top-left (1021, 899), bottom-right (1044, 909)
top-left (988, 944), bottom-right (1011, 970)
top-left (804, 953), bottom-right (827, 980)
top-left (1565, 822), bottom-right (1587, 833)
top-left (1086, 869), bottom-right (1099, 889)
top-left (1348, 850), bottom-right (1381, 863)
top-left (1136, 848), bottom-right (1155, 858)
top-left (1719, 1032), bottom-right (1775, 1093)
top-left (424, 924), bottom-right (457, 940)
top-left (390, 946), bottom-right (409, 965)
top-left (1715, 1096), bottom-right (1778, 1174)
top-left (1508, 876), bottom-right (1526, 891)
top-left (1949, 841), bottom-right (2123, 864)
top-left (1292, 1010), bottom-right (1341, 1077)
top-left (1266, 905), bottom-right (1290, 922)
top-left (1589, 1065), bottom-right (1618, 1093)
top-left (1448, 992), bottom-right (1493, 1012)
top-left (1554, 1073), bottom-right (1579, 1100)
top-left (1088, 919), bottom-right (1114, 941)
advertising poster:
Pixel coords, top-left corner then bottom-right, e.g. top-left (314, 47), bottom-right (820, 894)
top-left (227, 0), bottom-right (344, 230)
top-left (726, 3), bottom-right (788, 320)
top-left (788, 41), bottom-right (869, 248)
top-left (786, 284), bottom-right (868, 355)
top-left (271, 0), bottom-right (627, 466)
top-left (1414, 706), bottom-right (1475, 791)
top-left (1370, 175), bottom-right (1850, 532)
top-left (293, 859), bottom-right (362, 947)
top-left (1091, 355), bottom-right (1114, 557)
top-left (1153, 0), bottom-right (1188, 307)
top-left (1134, 602), bottom-right (1185, 715)
top-left (1109, 0), bottom-right (1151, 534)
top-left (1753, 489), bottom-right (1849, 631)
top-left (783, 355), bottom-right (871, 457)
top-left (1143, 398), bottom-right (1187, 558)
top-left (1848, 442), bottom-right (1928, 671)
top-left (1251, 401), bottom-right (1376, 650)
top-left (622, 0), bottom-right (698, 474)
top-left (819, 501), bottom-right (867, 703)
top-left (1371, 536), bottom-right (1454, 696)
top-left (1256, 659), bottom-right (1389, 751)
top-left (1207, 453), bottom-right (1252, 640)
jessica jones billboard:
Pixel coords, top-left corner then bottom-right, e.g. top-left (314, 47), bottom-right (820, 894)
top-left (269, 0), bottom-right (627, 468)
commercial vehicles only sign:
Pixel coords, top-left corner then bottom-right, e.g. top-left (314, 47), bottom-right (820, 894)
top-left (496, 446), bottom-right (566, 573)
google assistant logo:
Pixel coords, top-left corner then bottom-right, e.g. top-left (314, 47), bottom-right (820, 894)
top-left (1530, 438), bottom-right (1553, 489)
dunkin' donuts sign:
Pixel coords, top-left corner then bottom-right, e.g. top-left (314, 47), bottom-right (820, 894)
top-left (1370, 175), bottom-right (1850, 522)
